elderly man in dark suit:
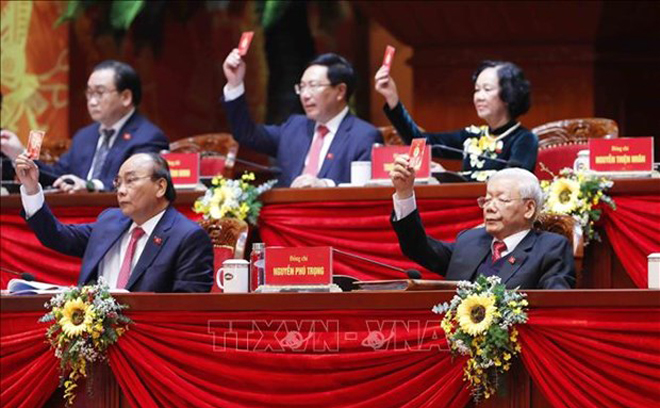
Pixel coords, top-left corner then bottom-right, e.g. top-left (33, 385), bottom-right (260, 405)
top-left (15, 152), bottom-right (213, 293)
top-left (222, 51), bottom-right (381, 188)
top-left (1, 60), bottom-right (168, 193)
top-left (390, 160), bottom-right (575, 289)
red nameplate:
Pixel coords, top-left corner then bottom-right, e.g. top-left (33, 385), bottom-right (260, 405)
top-left (264, 247), bottom-right (332, 286)
top-left (162, 153), bottom-right (199, 188)
top-left (200, 156), bottom-right (226, 177)
top-left (589, 137), bottom-right (654, 172)
top-left (371, 145), bottom-right (431, 180)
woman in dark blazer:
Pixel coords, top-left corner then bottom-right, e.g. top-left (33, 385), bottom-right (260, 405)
top-left (375, 61), bottom-right (537, 181)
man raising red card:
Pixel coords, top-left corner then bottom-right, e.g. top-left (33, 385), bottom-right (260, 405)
top-left (221, 45), bottom-right (382, 188)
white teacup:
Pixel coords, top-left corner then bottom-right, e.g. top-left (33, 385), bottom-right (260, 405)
top-left (351, 161), bottom-right (371, 186)
top-left (573, 150), bottom-right (590, 173)
top-left (216, 259), bottom-right (250, 293)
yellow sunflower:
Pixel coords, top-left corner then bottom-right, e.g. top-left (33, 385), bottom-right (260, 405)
top-left (546, 178), bottom-right (581, 214)
top-left (456, 294), bottom-right (496, 336)
top-left (59, 298), bottom-right (95, 338)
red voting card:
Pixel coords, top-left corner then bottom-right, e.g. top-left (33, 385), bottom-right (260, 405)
top-left (237, 31), bottom-right (254, 56)
top-left (382, 45), bottom-right (396, 72)
top-left (408, 138), bottom-right (426, 172)
top-left (27, 130), bottom-right (45, 160)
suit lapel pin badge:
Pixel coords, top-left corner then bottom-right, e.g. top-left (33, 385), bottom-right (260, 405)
top-left (153, 236), bottom-right (162, 246)
top-left (508, 256), bottom-right (516, 264)
top-left (326, 153), bottom-right (334, 160)
top-left (123, 133), bottom-right (131, 141)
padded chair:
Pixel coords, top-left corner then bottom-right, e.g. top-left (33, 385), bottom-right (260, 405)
top-left (379, 125), bottom-right (405, 146)
top-left (169, 133), bottom-right (239, 178)
top-left (39, 138), bottom-right (71, 164)
top-left (532, 118), bottom-right (618, 179)
top-left (535, 212), bottom-right (584, 287)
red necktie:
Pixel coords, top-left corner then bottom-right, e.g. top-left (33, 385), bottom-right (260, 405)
top-left (492, 241), bottom-right (507, 262)
top-left (116, 227), bottom-right (145, 289)
top-left (303, 125), bottom-right (330, 176)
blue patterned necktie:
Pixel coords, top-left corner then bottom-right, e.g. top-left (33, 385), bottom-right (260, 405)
top-left (91, 128), bottom-right (115, 180)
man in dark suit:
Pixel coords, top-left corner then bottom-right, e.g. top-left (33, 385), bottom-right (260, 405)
top-left (1, 60), bottom-right (168, 193)
top-left (15, 152), bottom-right (213, 292)
top-left (390, 159), bottom-right (575, 289)
top-left (222, 50), bottom-right (381, 188)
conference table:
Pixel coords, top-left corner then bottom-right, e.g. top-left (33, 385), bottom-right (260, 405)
top-left (2, 178), bottom-right (657, 288)
top-left (2, 289), bottom-right (658, 408)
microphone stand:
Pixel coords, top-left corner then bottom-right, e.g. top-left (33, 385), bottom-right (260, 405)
top-left (332, 248), bottom-right (422, 279)
top-left (430, 144), bottom-right (509, 165)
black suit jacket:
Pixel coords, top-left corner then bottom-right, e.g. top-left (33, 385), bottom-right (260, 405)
top-left (37, 111), bottom-right (169, 189)
top-left (25, 204), bottom-right (213, 293)
top-left (391, 209), bottom-right (575, 289)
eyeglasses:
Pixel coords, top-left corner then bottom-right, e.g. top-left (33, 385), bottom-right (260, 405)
top-left (113, 175), bottom-right (153, 190)
top-left (477, 196), bottom-right (529, 208)
top-left (294, 82), bottom-right (333, 95)
top-left (85, 88), bottom-right (118, 101)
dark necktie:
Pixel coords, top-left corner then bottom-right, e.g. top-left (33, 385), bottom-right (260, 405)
top-left (492, 241), bottom-right (507, 262)
top-left (91, 128), bottom-right (115, 180)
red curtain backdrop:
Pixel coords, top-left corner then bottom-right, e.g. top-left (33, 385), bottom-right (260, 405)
top-left (1, 307), bottom-right (658, 408)
top-left (2, 193), bottom-right (658, 288)
top-left (600, 195), bottom-right (660, 288)
top-left (258, 199), bottom-right (482, 281)
top-left (259, 195), bottom-right (660, 286)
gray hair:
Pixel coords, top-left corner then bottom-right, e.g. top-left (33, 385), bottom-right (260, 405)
top-left (488, 168), bottom-right (543, 219)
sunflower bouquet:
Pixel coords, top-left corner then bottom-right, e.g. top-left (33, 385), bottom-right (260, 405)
top-left (540, 167), bottom-right (615, 244)
top-left (39, 279), bottom-right (132, 406)
top-left (193, 172), bottom-right (277, 226)
top-left (432, 275), bottom-right (528, 401)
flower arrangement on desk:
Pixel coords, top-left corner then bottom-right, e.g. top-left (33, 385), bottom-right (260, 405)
top-left (432, 275), bottom-right (528, 402)
top-left (39, 279), bottom-right (132, 406)
top-left (193, 172), bottom-right (277, 226)
top-left (463, 125), bottom-right (503, 181)
top-left (540, 167), bottom-right (615, 245)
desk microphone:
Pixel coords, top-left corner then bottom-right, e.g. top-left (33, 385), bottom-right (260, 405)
top-left (203, 153), bottom-right (282, 174)
top-left (0, 267), bottom-right (35, 281)
top-left (332, 248), bottom-right (422, 279)
top-left (430, 144), bottom-right (523, 168)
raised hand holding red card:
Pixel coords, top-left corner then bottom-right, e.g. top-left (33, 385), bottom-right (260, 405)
top-left (408, 138), bottom-right (426, 172)
top-left (27, 130), bottom-right (45, 160)
top-left (382, 45), bottom-right (396, 73)
top-left (238, 31), bottom-right (254, 56)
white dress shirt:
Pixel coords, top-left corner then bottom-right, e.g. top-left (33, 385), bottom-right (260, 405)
top-left (21, 184), bottom-right (166, 288)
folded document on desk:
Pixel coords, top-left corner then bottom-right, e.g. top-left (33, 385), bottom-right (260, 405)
top-left (6, 279), bottom-right (69, 295)
top-left (354, 279), bottom-right (459, 291)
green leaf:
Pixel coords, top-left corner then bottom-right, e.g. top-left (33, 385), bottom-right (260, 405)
top-left (110, 0), bottom-right (145, 31)
top-left (261, 0), bottom-right (292, 31)
top-left (55, 0), bottom-right (82, 27)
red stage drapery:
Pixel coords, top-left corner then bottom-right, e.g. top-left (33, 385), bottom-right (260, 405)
top-left (1, 307), bottom-right (659, 408)
top-left (259, 198), bottom-right (482, 281)
top-left (1, 193), bottom-right (658, 288)
top-left (600, 195), bottom-right (660, 288)
top-left (259, 195), bottom-right (660, 285)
